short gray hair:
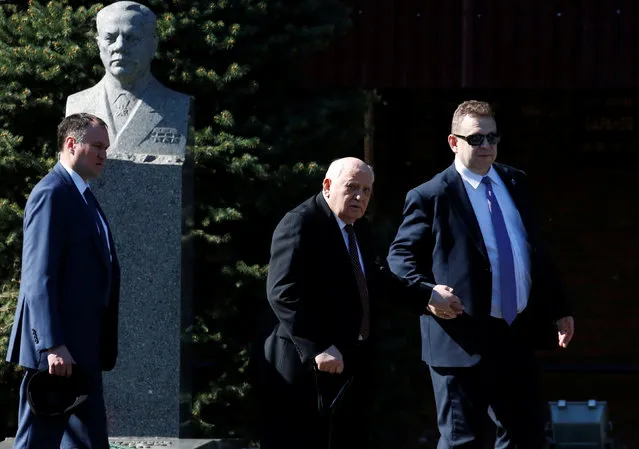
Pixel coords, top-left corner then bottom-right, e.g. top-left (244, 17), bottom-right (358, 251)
top-left (325, 157), bottom-right (375, 182)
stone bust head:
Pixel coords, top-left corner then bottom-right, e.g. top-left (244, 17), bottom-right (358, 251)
top-left (96, 1), bottom-right (158, 88)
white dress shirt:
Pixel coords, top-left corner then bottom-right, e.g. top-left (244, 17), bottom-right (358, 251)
top-left (60, 161), bottom-right (111, 257)
top-left (454, 159), bottom-right (531, 318)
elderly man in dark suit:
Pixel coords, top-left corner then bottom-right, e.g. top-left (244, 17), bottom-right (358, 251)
top-left (257, 157), bottom-right (440, 449)
top-left (388, 100), bottom-right (575, 448)
top-left (66, 1), bottom-right (189, 155)
top-left (6, 113), bottom-right (121, 449)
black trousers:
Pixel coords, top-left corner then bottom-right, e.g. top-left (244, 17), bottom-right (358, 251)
top-left (429, 318), bottom-right (547, 449)
top-left (259, 341), bottom-right (372, 449)
top-left (13, 369), bottom-right (108, 449)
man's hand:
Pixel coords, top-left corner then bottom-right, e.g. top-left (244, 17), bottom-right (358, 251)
top-left (557, 316), bottom-right (575, 348)
top-left (314, 345), bottom-right (344, 374)
top-left (428, 285), bottom-right (464, 319)
top-left (47, 345), bottom-right (75, 377)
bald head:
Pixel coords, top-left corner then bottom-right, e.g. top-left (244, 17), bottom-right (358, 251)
top-left (97, 1), bottom-right (156, 29)
top-left (322, 157), bottom-right (374, 224)
top-left (96, 1), bottom-right (158, 86)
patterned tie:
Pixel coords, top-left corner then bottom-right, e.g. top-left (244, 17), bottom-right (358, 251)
top-left (344, 224), bottom-right (370, 340)
top-left (481, 177), bottom-right (518, 325)
top-left (84, 189), bottom-right (110, 260)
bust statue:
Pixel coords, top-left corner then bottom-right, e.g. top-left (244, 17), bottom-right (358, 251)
top-left (66, 1), bottom-right (190, 156)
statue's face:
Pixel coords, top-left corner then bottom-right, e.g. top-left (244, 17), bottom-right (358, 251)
top-left (97, 11), bottom-right (157, 84)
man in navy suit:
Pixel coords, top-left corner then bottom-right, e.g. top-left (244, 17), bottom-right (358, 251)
top-left (6, 113), bottom-right (120, 449)
top-left (257, 157), bottom-right (435, 449)
top-left (388, 101), bottom-right (575, 448)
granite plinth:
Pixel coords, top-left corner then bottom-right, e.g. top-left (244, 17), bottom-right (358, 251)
top-left (109, 438), bottom-right (249, 449)
top-left (92, 156), bottom-right (194, 437)
top-left (63, 0), bottom-right (195, 438)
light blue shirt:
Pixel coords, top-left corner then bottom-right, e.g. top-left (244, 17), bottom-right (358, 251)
top-left (454, 159), bottom-right (531, 318)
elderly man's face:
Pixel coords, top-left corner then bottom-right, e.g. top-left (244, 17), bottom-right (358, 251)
top-left (67, 122), bottom-right (110, 181)
top-left (97, 11), bottom-right (156, 84)
top-left (323, 164), bottom-right (374, 224)
top-left (449, 115), bottom-right (498, 175)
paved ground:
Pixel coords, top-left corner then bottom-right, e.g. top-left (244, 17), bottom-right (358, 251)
top-left (2, 369), bottom-right (636, 449)
top-left (0, 438), bottom-right (246, 449)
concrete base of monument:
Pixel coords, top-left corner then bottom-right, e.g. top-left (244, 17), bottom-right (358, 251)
top-left (0, 437), bottom-right (251, 449)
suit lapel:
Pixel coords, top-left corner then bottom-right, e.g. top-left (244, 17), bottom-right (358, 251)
top-left (353, 220), bottom-right (373, 278)
top-left (85, 203), bottom-right (111, 272)
top-left (493, 164), bottom-right (536, 243)
top-left (80, 80), bottom-right (118, 145)
top-left (97, 82), bottom-right (117, 145)
top-left (442, 164), bottom-right (489, 262)
top-left (314, 193), bottom-right (361, 285)
top-left (92, 196), bottom-right (114, 270)
top-left (493, 164), bottom-right (520, 203)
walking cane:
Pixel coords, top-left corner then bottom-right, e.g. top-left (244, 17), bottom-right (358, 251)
top-left (312, 355), bottom-right (355, 449)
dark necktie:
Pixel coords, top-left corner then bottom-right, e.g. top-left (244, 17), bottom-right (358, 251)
top-left (344, 224), bottom-right (370, 340)
top-left (83, 188), bottom-right (110, 259)
top-left (481, 176), bottom-right (517, 324)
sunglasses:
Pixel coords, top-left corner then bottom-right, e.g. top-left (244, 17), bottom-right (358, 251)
top-left (453, 132), bottom-right (501, 146)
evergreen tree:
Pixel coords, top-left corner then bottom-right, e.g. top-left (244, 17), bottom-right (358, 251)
top-left (0, 0), bottom-right (368, 443)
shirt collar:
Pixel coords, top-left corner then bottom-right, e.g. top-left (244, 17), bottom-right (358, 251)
top-left (60, 161), bottom-right (90, 195)
top-left (454, 158), bottom-right (502, 190)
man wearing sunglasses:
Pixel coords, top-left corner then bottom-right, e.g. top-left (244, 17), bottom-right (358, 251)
top-left (388, 100), bottom-right (575, 448)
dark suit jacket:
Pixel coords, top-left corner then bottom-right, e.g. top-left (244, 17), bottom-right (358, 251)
top-left (388, 163), bottom-right (572, 368)
top-left (263, 193), bottom-right (432, 386)
top-left (6, 162), bottom-right (121, 372)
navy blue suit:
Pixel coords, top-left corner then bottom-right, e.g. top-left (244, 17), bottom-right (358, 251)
top-left (6, 162), bottom-right (120, 449)
top-left (388, 163), bottom-right (571, 448)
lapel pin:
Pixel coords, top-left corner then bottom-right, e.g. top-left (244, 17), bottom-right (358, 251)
top-left (511, 178), bottom-right (516, 185)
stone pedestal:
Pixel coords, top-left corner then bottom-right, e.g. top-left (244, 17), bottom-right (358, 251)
top-left (62, 0), bottom-right (199, 439)
top-left (0, 438), bottom-right (250, 449)
top-left (93, 154), bottom-right (194, 437)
